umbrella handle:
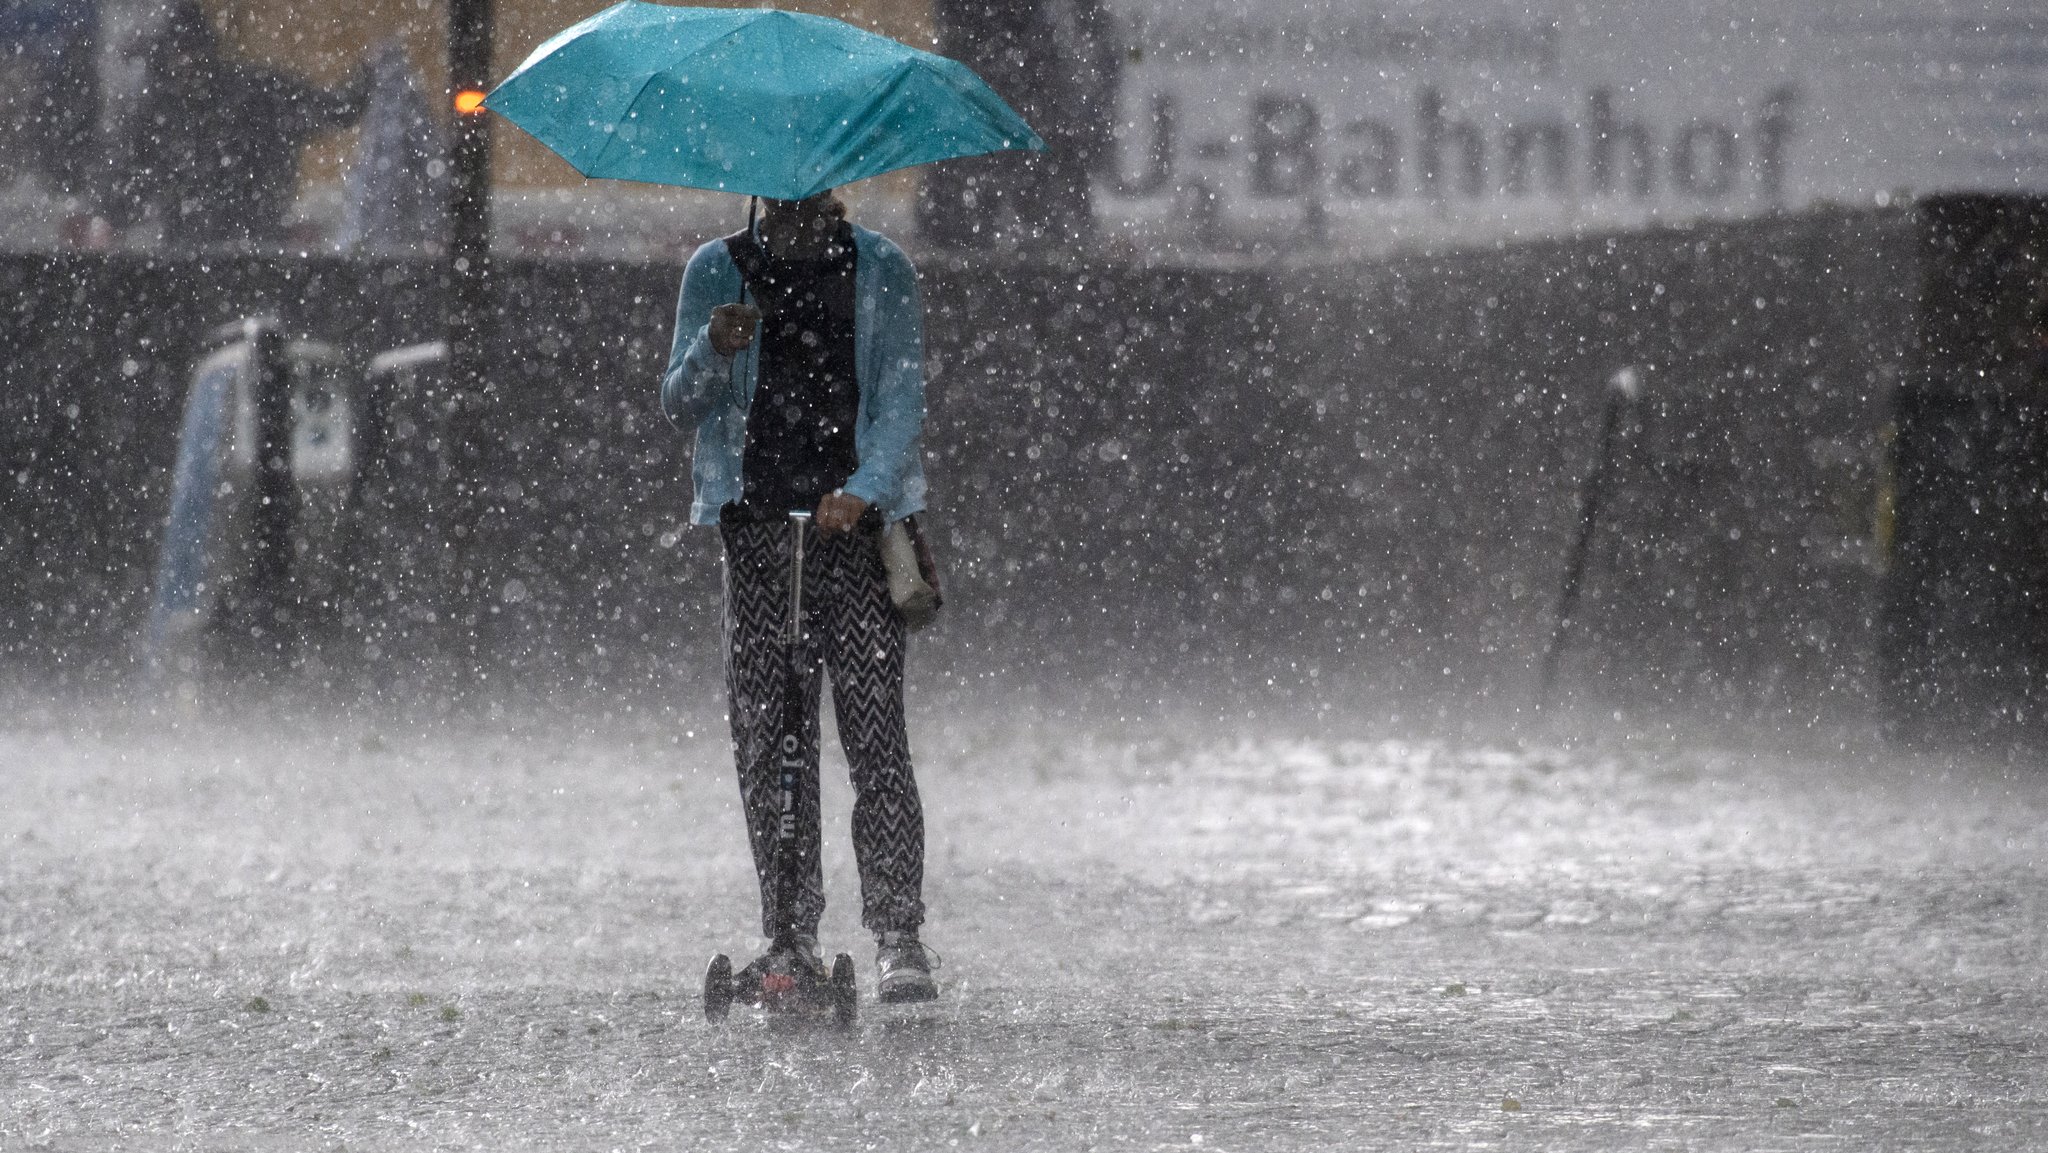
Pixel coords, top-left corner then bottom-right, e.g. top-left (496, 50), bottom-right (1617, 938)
top-left (735, 195), bottom-right (758, 306)
top-left (727, 195), bottom-right (758, 398)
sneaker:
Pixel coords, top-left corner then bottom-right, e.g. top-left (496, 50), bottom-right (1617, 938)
top-left (875, 931), bottom-right (939, 1003)
top-left (736, 936), bottom-right (826, 1005)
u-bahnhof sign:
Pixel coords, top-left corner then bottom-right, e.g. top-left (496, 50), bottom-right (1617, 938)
top-left (1095, 0), bottom-right (2047, 253)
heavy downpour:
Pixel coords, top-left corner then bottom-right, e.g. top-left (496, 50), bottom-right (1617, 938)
top-left (2, 0), bottom-right (2045, 1148)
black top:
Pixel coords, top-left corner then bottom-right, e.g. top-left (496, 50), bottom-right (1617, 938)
top-left (725, 223), bottom-right (861, 517)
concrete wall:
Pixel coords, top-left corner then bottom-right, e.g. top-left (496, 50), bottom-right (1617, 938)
top-left (2, 205), bottom-right (1961, 730)
top-left (1886, 195), bottom-right (2048, 741)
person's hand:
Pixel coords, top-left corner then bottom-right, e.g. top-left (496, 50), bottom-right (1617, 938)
top-left (815, 491), bottom-right (868, 534)
top-left (709, 302), bottom-right (760, 357)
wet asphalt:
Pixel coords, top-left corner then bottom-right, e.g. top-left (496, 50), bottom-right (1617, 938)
top-left (1, 692), bottom-right (2042, 1150)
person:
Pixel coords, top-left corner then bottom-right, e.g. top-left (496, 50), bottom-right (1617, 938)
top-left (101, 0), bottom-right (367, 248)
top-left (660, 191), bottom-right (938, 1004)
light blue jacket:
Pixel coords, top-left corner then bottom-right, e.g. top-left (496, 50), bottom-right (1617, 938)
top-left (659, 223), bottom-right (928, 526)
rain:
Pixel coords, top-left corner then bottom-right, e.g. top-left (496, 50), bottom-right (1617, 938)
top-left (3, 0), bottom-right (2046, 1147)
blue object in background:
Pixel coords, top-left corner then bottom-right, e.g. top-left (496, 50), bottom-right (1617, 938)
top-left (0, 0), bottom-right (94, 48)
top-left (146, 345), bottom-right (246, 665)
top-left (483, 2), bottom-right (1043, 199)
top-left (144, 327), bottom-right (357, 672)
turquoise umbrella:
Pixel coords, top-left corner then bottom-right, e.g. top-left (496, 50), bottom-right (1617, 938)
top-left (483, 1), bottom-right (1045, 200)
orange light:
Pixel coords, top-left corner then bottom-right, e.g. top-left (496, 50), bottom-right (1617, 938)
top-left (455, 89), bottom-right (488, 115)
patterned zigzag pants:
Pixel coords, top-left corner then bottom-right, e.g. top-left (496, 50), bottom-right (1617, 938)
top-left (721, 518), bottom-right (925, 940)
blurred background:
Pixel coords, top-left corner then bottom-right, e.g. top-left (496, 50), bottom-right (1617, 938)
top-left (2, 0), bottom-right (2045, 750)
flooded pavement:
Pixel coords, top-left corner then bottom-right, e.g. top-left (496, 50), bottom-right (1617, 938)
top-left (1, 694), bottom-right (2043, 1150)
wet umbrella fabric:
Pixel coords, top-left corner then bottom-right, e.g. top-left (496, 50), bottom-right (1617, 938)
top-left (482, 1), bottom-right (1044, 200)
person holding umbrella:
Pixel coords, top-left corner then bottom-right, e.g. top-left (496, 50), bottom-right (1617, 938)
top-left (485, 2), bottom-right (1044, 1009)
top-left (662, 189), bottom-right (936, 1003)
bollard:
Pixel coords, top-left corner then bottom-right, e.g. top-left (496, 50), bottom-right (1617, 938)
top-left (1540, 365), bottom-right (1643, 704)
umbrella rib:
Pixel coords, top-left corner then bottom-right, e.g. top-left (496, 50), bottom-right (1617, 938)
top-left (575, 5), bottom-right (782, 175)
top-left (584, 67), bottom-right (673, 176)
top-left (612, 7), bottom-right (788, 192)
top-left (799, 58), bottom-right (917, 191)
top-left (798, 57), bottom-right (1040, 191)
top-left (767, 11), bottom-right (803, 197)
top-left (668, 8), bottom-right (779, 73)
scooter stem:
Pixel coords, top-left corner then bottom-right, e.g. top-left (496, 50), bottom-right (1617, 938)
top-left (787, 510), bottom-right (811, 647)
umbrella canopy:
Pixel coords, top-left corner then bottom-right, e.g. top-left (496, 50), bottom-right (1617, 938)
top-left (483, 2), bottom-right (1045, 201)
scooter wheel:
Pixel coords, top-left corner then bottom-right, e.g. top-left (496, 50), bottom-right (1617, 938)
top-left (703, 953), bottom-right (734, 1023)
top-left (830, 952), bottom-right (858, 1029)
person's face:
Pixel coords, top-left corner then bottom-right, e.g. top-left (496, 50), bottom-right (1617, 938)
top-left (760, 193), bottom-right (841, 257)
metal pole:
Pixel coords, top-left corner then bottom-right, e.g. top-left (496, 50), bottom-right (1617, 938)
top-left (1540, 366), bottom-right (1642, 703)
top-left (449, 0), bottom-right (492, 304)
top-left (248, 318), bottom-right (297, 668)
top-left (448, 0), bottom-right (494, 681)
top-left (787, 510), bottom-right (810, 647)
top-left (449, 0), bottom-right (492, 388)
top-left (776, 510), bottom-right (814, 949)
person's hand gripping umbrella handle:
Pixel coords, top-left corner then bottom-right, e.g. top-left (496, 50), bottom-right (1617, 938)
top-left (712, 196), bottom-right (761, 358)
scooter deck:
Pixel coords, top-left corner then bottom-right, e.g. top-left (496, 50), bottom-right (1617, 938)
top-left (704, 951), bottom-right (857, 1028)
